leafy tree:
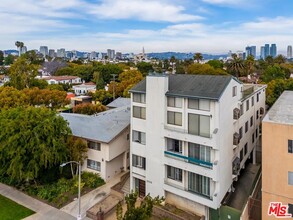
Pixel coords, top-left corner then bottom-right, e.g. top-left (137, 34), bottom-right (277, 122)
top-left (265, 55), bottom-right (274, 65)
top-left (4, 54), bottom-right (15, 65)
top-left (55, 66), bottom-right (74, 76)
top-left (194, 53), bottom-right (203, 63)
top-left (23, 87), bottom-right (69, 109)
top-left (90, 89), bottom-right (113, 105)
top-left (30, 79), bottom-right (49, 89)
top-left (94, 64), bottom-right (123, 83)
top-left (8, 55), bottom-right (39, 89)
top-left (274, 55), bottom-right (286, 64)
top-left (93, 71), bottom-right (105, 90)
top-left (0, 87), bottom-right (28, 110)
top-left (15, 41), bottom-right (24, 56)
top-left (108, 70), bottom-right (143, 97)
top-left (266, 78), bottom-right (293, 106)
top-left (0, 50), bottom-right (4, 66)
top-left (260, 65), bottom-right (287, 83)
top-left (23, 50), bottom-right (44, 65)
top-left (116, 191), bottom-right (164, 220)
top-left (0, 106), bottom-right (71, 182)
top-left (136, 62), bottom-right (153, 76)
top-left (207, 60), bottom-right (224, 69)
top-left (73, 103), bottom-right (106, 115)
top-left (226, 54), bottom-right (244, 77)
top-left (47, 84), bottom-right (65, 91)
top-left (187, 63), bottom-right (227, 75)
top-left (66, 136), bottom-right (88, 177)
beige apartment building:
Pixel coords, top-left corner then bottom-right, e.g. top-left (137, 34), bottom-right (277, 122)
top-left (262, 91), bottom-right (293, 219)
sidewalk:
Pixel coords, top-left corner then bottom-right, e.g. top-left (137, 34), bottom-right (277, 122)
top-left (0, 183), bottom-right (76, 220)
top-left (61, 171), bottom-right (126, 219)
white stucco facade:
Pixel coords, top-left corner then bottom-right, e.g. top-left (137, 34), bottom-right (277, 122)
top-left (129, 75), bottom-right (266, 218)
top-left (82, 126), bottom-right (130, 182)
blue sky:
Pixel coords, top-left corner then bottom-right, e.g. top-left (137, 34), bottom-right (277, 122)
top-left (1, 0), bottom-right (293, 54)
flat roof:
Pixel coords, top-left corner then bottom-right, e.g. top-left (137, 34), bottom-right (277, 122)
top-left (263, 90), bottom-right (293, 125)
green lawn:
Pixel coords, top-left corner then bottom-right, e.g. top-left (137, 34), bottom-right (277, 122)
top-left (0, 194), bottom-right (35, 220)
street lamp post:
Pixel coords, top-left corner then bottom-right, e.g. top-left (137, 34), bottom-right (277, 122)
top-left (60, 161), bottom-right (81, 220)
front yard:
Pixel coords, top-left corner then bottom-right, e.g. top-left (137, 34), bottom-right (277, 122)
top-left (0, 194), bottom-right (35, 220)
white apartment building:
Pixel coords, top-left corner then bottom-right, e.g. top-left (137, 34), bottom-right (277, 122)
top-left (129, 74), bottom-right (266, 218)
top-left (61, 106), bottom-right (130, 181)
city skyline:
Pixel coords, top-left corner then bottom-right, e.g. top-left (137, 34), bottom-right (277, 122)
top-left (1, 0), bottom-right (293, 54)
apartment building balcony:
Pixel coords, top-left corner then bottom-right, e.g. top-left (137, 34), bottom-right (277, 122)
top-left (164, 151), bottom-right (213, 168)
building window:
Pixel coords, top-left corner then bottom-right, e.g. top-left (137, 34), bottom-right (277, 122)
top-left (133, 93), bottom-right (146, 103)
top-left (133, 106), bottom-right (146, 119)
top-left (188, 114), bottom-right (210, 138)
top-left (244, 143), bottom-right (248, 155)
top-left (87, 159), bottom-right (101, 171)
top-left (239, 127), bottom-right (243, 140)
top-left (240, 148), bottom-right (244, 162)
top-left (127, 152), bottom-right (129, 159)
top-left (232, 86), bottom-right (237, 97)
top-left (250, 116), bottom-right (253, 127)
top-left (167, 166), bottom-right (182, 182)
top-left (289, 140), bottom-right (293, 153)
top-left (166, 138), bottom-right (182, 153)
top-left (255, 128), bottom-right (258, 138)
top-left (188, 99), bottom-right (210, 111)
top-left (167, 111), bottom-right (182, 126)
top-left (167, 97), bottom-right (182, 108)
top-left (240, 104), bottom-right (244, 115)
top-left (257, 93), bottom-right (259, 102)
top-left (188, 172), bottom-right (210, 197)
top-left (188, 143), bottom-right (211, 164)
top-left (252, 133), bottom-right (255, 143)
top-left (132, 130), bottom-right (146, 145)
top-left (132, 155), bottom-right (146, 169)
top-left (127, 134), bottom-right (130, 140)
top-left (246, 100), bottom-right (249, 111)
top-left (289, 172), bottom-right (293, 185)
top-left (88, 141), bottom-right (101, 151)
top-left (245, 121), bottom-right (248, 133)
top-left (256, 110), bottom-right (259, 119)
top-left (251, 96), bottom-right (254, 106)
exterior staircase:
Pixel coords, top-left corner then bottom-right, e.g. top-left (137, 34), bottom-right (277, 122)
top-left (121, 177), bottom-right (130, 194)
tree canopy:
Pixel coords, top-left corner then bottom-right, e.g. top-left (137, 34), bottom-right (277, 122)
top-left (8, 55), bottom-right (39, 90)
top-left (0, 107), bottom-right (71, 182)
top-left (73, 103), bottom-right (106, 115)
top-left (187, 63), bottom-right (227, 75)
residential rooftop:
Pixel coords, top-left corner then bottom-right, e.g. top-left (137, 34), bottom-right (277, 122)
top-left (263, 90), bottom-right (293, 125)
top-left (129, 74), bottom-right (237, 100)
top-left (60, 106), bottom-right (130, 143)
top-left (43, 75), bottom-right (80, 81)
top-left (107, 97), bottom-right (131, 108)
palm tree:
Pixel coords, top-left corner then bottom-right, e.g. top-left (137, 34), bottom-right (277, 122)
top-left (15, 41), bottom-right (24, 56)
top-left (244, 55), bottom-right (255, 77)
top-left (194, 53), bottom-right (203, 63)
top-left (227, 54), bottom-right (244, 78)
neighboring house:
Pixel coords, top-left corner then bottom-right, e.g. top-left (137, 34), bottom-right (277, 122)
top-left (129, 74), bottom-right (266, 218)
top-left (70, 95), bottom-right (92, 107)
top-left (44, 75), bottom-right (82, 85)
top-left (107, 97), bottom-right (131, 109)
top-left (60, 106), bottom-right (130, 181)
top-left (262, 91), bottom-right (293, 219)
top-left (72, 82), bottom-right (96, 95)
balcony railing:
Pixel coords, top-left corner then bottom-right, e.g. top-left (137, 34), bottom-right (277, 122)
top-left (164, 151), bottom-right (213, 169)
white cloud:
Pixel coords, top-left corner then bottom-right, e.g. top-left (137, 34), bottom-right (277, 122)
top-left (88, 0), bottom-right (203, 22)
top-left (202, 0), bottom-right (244, 5)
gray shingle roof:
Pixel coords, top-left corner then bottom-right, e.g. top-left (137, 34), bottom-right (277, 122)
top-left (60, 106), bottom-right (130, 143)
top-left (129, 74), bottom-right (234, 100)
top-left (107, 97), bottom-right (131, 108)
